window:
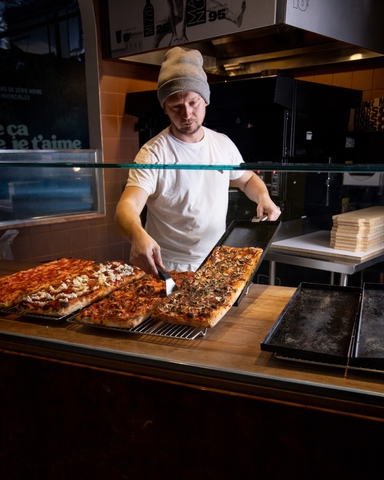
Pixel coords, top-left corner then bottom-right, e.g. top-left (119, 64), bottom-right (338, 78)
top-left (0, 0), bottom-right (104, 226)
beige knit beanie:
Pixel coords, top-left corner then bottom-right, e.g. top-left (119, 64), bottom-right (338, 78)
top-left (157, 47), bottom-right (210, 108)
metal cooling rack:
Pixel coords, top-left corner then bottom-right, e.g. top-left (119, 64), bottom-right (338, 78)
top-left (68, 315), bottom-right (207, 340)
top-left (1, 305), bottom-right (207, 339)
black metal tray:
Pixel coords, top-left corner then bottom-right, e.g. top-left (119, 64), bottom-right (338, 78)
top-left (261, 282), bottom-right (362, 367)
top-left (202, 220), bottom-right (281, 305)
top-left (351, 283), bottom-right (384, 371)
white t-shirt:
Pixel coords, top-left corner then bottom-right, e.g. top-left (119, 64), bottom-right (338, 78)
top-left (126, 126), bottom-right (244, 271)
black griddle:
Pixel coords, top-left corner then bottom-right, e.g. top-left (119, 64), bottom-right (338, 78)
top-left (261, 283), bottom-right (362, 367)
top-left (261, 281), bottom-right (384, 373)
top-left (200, 220), bottom-right (281, 305)
top-left (351, 283), bottom-right (384, 371)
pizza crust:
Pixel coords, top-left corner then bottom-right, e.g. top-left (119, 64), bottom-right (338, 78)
top-left (75, 311), bottom-right (151, 329)
top-left (151, 302), bottom-right (233, 328)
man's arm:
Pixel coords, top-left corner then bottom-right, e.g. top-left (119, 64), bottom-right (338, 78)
top-left (234, 171), bottom-right (281, 220)
top-left (115, 186), bottom-right (164, 276)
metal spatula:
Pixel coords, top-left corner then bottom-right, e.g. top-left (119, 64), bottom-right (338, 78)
top-left (156, 265), bottom-right (179, 296)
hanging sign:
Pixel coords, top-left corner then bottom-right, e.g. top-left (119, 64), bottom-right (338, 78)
top-left (107, 0), bottom-right (275, 57)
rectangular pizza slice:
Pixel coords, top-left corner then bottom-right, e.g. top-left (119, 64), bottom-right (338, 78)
top-left (75, 270), bottom-right (194, 328)
top-left (151, 246), bottom-right (263, 328)
top-left (150, 277), bottom-right (237, 328)
top-left (0, 257), bottom-right (95, 308)
top-left (17, 261), bottom-right (145, 317)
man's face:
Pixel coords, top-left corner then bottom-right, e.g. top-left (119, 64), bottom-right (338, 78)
top-left (164, 91), bottom-right (207, 142)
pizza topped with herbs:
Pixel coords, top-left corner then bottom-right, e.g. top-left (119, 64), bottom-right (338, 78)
top-left (151, 246), bottom-right (263, 328)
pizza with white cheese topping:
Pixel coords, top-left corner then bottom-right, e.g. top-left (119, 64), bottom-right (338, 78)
top-left (12, 260), bottom-right (144, 317)
top-left (0, 257), bottom-right (95, 309)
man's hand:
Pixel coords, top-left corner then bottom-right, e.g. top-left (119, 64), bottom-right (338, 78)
top-left (256, 192), bottom-right (281, 221)
top-left (116, 186), bottom-right (165, 276)
top-left (235, 171), bottom-right (281, 221)
top-left (129, 230), bottom-right (164, 277)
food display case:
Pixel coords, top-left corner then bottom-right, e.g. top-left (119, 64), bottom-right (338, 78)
top-left (1, 156), bottom-right (384, 361)
top-left (1, 157), bottom-right (384, 478)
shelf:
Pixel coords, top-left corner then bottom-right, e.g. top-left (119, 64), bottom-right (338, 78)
top-left (1, 161), bottom-right (384, 173)
top-left (1, 149), bottom-right (383, 172)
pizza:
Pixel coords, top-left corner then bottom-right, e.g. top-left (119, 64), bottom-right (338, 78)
top-left (0, 257), bottom-right (95, 308)
top-left (16, 261), bottom-right (145, 317)
top-left (1, 246), bottom-right (262, 329)
top-left (196, 245), bottom-right (263, 289)
top-left (75, 270), bottom-right (194, 328)
top-left (16, 260), bottom-right (145, 317)
top-left (151, 246), bottom-right (263, 328)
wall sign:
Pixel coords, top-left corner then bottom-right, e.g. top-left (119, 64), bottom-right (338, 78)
top-left (0, 0), bottom-right (89, 150)
top-left (351, 98), bottom-right (384, 132)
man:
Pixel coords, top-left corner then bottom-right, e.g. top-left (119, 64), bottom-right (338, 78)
top-left (116, 46), bottom-right (280, 276)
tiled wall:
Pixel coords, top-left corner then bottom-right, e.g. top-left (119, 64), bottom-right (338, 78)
top-left (297, 67), bottom-right (384, 102)
top-left (2, 0), bottom-right (384, 264)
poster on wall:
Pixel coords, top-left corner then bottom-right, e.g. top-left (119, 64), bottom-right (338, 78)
top-left (351, 98), bottom-right (384, 132)
top-left (0, 0), bottom-right (89, 150)
top-left (107, 0), bottom-right (275, 57)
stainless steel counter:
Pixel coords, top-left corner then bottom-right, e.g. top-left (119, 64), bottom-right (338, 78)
top-left (265, 218), bottom-right (384, 285)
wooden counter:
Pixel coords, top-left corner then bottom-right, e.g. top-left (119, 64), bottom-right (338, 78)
top-left (1, 283), bottom-right (384, 415)
top-left (1, 262), bottom-right (384, 478)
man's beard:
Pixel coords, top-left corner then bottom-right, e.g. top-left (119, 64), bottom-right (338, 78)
top-left (172, 121), bottom-right (202, 136)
